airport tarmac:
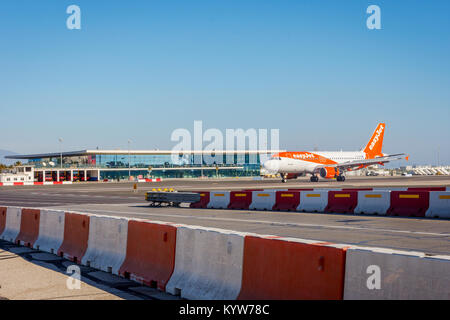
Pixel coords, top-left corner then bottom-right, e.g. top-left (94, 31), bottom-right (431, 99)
top-left (0, 176), bottom-right (449, 255)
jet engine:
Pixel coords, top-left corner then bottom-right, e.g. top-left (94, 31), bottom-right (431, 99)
top-left (319, 167), bottom-right (339, 179)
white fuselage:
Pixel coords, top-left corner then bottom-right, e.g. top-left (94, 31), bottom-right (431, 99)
top-left (263, 151), bottom-right (367, 175)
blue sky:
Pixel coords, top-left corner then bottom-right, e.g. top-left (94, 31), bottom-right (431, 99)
top-left (0, 0), bottom-right (449, 166)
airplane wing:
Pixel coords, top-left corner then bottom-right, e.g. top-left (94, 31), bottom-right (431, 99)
top-left (313, 154), bottom-right (406, 172)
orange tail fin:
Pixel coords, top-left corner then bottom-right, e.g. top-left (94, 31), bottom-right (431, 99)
top-left (363, 123), bottom-right (385, 159)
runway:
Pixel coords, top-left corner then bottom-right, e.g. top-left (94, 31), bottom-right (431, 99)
top-left (0, 176), bottom-right (449, 255)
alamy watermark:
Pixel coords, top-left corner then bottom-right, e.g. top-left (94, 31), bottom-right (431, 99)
top-left (66, 265), bottom-right (81, 290)
top-left (367, 5), bottom-right (381, 30)
top-left (66, 5), bottom-right (81, 30)
top-left (170, 121), bottom-right (280, 166)
top-left (366, 265), bottom-right (381, 290)
top-left (66, 5), bottom-right (381, 31)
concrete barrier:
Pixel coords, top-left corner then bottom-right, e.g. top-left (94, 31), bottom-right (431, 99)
top-left (354, 191), bottom-right (391, 215)
top-left (166, 226), bottom-right (245, 300)
top-left (425, 191), bottom-right (450, 218)
top-left (228, 191), bottom-right (253, 210)
top-left (297, 190), bottom-right (329, 213)
top-left (0, 207), bottom-right (22, 242)
top-left (249, 191), bottom-right (276, 210)
top-left (190, 191), bottom-right (210, 208)
top-left (33, 209), bottom-right (66, 254)
top-left (238, 235), bottom-right (347, 300)
top-left (272, 191), bottom-right (300, 211)
top-left (15, 208), bottom-right (41, 247)
top-left (387, 191), bottom-right (430, 217)
top-left (344, 246), bottom-right (450, 300)
top-left (81, 215), bottom-right (129, 275)
top-left (118, 220), bottom-right (177, 291)
top-left (0, 207), bottom-right (6, 235)
top-left (57, 212), bottom-right (90, 263)
top-left (207, 191), bottom-right (230, 209)
top-left (325, 191), bottom-right (358, 214)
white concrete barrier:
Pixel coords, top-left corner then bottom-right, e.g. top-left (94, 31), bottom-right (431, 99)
top-left (344, 246), bottom-right (450, 300)
top-left (354, 191), bottom-right (391, 215)
top-left (166, 226), bottom-right (245, 300)
top-left (81, 215), bottom-right (129, 275)
top-left (207, 191), bottom-right (231, 209)
top-left (249, 191), bottom-right (276, 210)
top-left (426, 191), bottom-right (450, 218)
top-left (0, 207), bottom-right (22, 242)
top-left (33, 209), bottom-right (66, 254)
top-left (297, 190), bottom-right (329, 212)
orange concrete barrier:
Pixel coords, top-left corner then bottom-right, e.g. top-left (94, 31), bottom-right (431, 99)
top-left (119, 220), bottom-right (177, 291)
top-left (0, 207), bottom-right (7, 235)
top-left (238, 236), bottom-right (347, 300)
top-left (228, 191), bottom-right (253, 210)
top-left (57, 212), bottom-right (90, 263)
top-left (15, 209), bottom-right (40, 247)
top-left (190, 191), bottom-right (210, 208)
top-left (272, 191), bottom-right (300, 211)
top-left (325, 191), bottom-right (358, 214)
top-left (387, 191), bottom-right (430, 217)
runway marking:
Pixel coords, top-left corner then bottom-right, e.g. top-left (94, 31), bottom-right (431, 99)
top-left (54, 207), bottom-right (450, 238)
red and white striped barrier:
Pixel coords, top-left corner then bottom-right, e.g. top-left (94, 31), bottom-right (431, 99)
top-left (189, 188), bottom-right (450, 219)
top-left (0, 206), bottom-right (449, 299)
top-left (0, 181), bottom-right (73, 187)
top-left (141, 178), bottom-right (163, 183)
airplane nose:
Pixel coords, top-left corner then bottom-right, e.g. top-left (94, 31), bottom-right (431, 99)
top-left (263, 160), bottom-right (279, 173)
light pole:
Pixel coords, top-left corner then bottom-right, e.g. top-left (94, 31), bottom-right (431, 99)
top-left (58, 138), bottom-right (63, 169)
top-left (438, 145), bottom-right (440, 167)
top-left (128, 139), bottom-right (132, 181)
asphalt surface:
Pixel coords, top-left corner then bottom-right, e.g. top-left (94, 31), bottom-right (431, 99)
top-left (0, 240), bottom-right (179, 300)
top-left (0, 176), bottom-right (449, 255)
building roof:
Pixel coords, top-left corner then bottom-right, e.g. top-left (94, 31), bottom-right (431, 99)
top-left (6, 149), bottom-right (285, 159)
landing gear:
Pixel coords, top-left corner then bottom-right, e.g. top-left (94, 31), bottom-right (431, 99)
top-left (336, 175), bottom-right (346, 182)
top-left (281, 173), bottom-right (287, 183)
top-left (310, 175), bottom-right (319, 182)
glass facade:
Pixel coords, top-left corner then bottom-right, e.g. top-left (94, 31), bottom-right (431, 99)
top-left (23, 151), bottom-right (273, 179)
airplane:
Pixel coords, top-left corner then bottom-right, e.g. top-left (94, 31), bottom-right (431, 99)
top-left (263, 123), bottom-right (407, 183)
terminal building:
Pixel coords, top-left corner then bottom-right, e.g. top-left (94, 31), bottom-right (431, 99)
top-left (5, 149), bottom-right (282, 182)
